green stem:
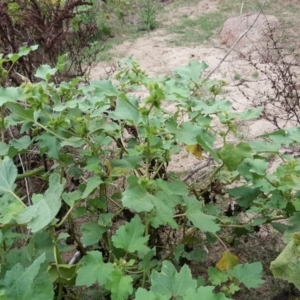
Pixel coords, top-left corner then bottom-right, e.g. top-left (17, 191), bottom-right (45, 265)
top-left (10, 191), bottom-right (26, 208)
top-left (17, 166), bottom-right (45, 179)
top-left (1, 106), bottom-right (5, 143)
top-left (212, 232), bottom-right (228, 251)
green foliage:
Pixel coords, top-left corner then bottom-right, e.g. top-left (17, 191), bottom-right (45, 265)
top-left (140, 0), bottom-right (157, 31)
top-left (0, 48), bottom-right (300, 299)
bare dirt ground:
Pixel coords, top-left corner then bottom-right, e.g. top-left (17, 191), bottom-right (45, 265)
top-left (90, 1), bottom-right (300, 299)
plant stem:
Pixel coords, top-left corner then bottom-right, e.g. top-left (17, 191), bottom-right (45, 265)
top-left (212, 232), bottom-right (228, 251)
top-left (1, 106), bottom-right (5, 143)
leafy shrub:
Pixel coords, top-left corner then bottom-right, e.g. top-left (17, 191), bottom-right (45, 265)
top-left (0, 48), bottom-right (300, 299)
top-left (0, 0), bottom-right (108, 84)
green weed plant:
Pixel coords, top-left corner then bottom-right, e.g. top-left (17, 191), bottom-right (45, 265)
top-left (0, 47), bottom-right (299, 299)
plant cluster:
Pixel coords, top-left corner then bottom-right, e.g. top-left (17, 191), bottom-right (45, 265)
top-left (0, 0), bottom-right (110, 84)
top-left (0, 47), bottom-right (300, 299)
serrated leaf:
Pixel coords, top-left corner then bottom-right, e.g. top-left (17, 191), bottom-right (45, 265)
top-left (0, 157), bottom-right (17, 196)
top-left (110, 95), bottom-right (140, 125)
top-left (5, 102), bottom-right (34, 121)
top-left (0, 87), bottom-right (20, 105)
top-left (1, 253), bottom-right (54, 300)
top-left (112, 215), bottom-right (149, 255)
top-left (183, 286), bottom-right (231, 300)
top-left (249, 140), bottom-right (280, 153)
top-left (186, 144), bottom-right (203, 160)
top-left (237, 159), bottom-right (268, 181)
top-left (76, 251), bottom-right (114, 286)
top-left (228, 262), bottom-right (264, 288)
top-left (111, 156), bottom-right (143, 170)
top-left (10, 136), bottom-right (32, 151)
top-left (16, 173), bottom-right (65, 232)
top-left (262, 127), bottom-right (300, 145)
top-left (91, 80), bottom-right (119, 97)
top-left (238, 107), bottom-right (263, 120)
top-left (219, 142), bottom-right (252, 171)
top-left (106, 269), bottom-right (133, 300)
top-left (35, 64), bottom-right (57, 81)
top-left (151, 261), bottom-right (197, 298)
top-left (271, 233), bottom-right (300, 290)
top-left (208, 267), bottom-right (228, 285)
top-left (174, 61), bottom-right (208, 83)
top-left (184, 197), bottom-right (220, 233)
top-left (149, 191), bottom-right (177, 229)
top-left (81, 175), bottom-right (103, 199)
top-left (122, 175), bottom-right (154, 212)
top-left (226, 186), bottom-right (260, 208)
top-left (37, 132), bottom-right (60, 159)
top-left (156, 179), bottom-right (189, 196)
top-left (135, 288), bottom-right (168, 300)
top-left (216, 251), bottom-right (239, 271)
top-left (80, 221), bottom-right (107, 246)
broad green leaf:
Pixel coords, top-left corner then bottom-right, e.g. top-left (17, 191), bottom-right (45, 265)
top-left (193, 100), bottom-right (232, 114)
top-left (76, 251), bottom-right (114, 286)
top-left (183, 286), bottom-right (231, 300)
top-left (262, 127), bottom-right (300, 146)
top-left (5, 102), bottom-right (34, 121)
top-left (249, 140), bottom-right (280, 153)
top-left (226, 186), bottom-right (260, 208)
top-left (173, 122), bottom-right (201, 144)
top-left (110, 95), bottom-right (140, 125)
top-left (17, 45), bottom-right (38, 56)
top-left (16, 173), bottom-right (65, 232)
top-left (270, 233), bottom-right (300, 290)
top-left (81, 175), bottom-right (103, 199)
top-left (80, 221), bottom-right (107, 246)
top-left (208, 267), bottom-right (228, 286)
top-left (0, 157), bottom-right (17, 196)
top-left (37, 133), bottom-right (60, 159)
top-left (48, 264), bottom-right (77, 285)
top-left (237, 158), bottom-right (268, 181)
top-left (0, 142), bottom-right (10, 156)
top-left (219, 142), bottom-right (252, 171)
top-left (106, 269), bottom-right (133, 300)
top-left (0, 199), bottom-right (24, 224)
top-left (182, 248), bottom-right (207, 262)
top-left (228, 262), bottom-right (264, 288)
top-left (284, 213), bottom-right (300, 242)
top-left (112, 215), bottom-right (149, 255)
top-left (1, 253), bottom-right (54, 300)
top-left (156, 179), bottom-right (189, 196)
top-left (184, 197), bottom-right (220, 233)
top-left (197, 131), bottom-right (220, 162)
top-left (122, 175), bottom-right (154, 212)
top-left (139, 249), bottom-right (158, 278)
top-left (135, 288), bottom-right (168, 300)
top-left (62, 190), bottom-right (82, 207)
top-left (238, 107), bottom-right (263, 120)
top-left (35, 64), bottom-right (57, 81)
top-left (174, 61), bottom-right (208, 83)
top-left (10, 136), bottom-right (32, 151)
top-left (149, 191), bottom-right (178, 229)
top-left (151, 261), bottom-right (197, 298)
top-left (111, 156), bottom-right (143, 170)
top-left (0, 87), bottom-right (20, 105)
top-left (91, 80), bottom-right (119, 97)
